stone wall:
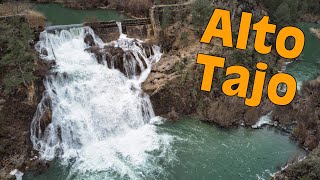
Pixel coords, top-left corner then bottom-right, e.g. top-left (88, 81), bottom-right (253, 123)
top-left (32, 0), bottom-right (194, 42)
top-left (84, 18), bottom-right (153, 42)
top-left (84, 0), bottom-right (194, 42)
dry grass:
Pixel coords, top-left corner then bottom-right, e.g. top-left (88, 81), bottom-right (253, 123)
top-left (0, 2), bottom-right (46, 28)
top-left (108, 0), bottom-right (153, 17)
top-left (25, 10), bottom-right (46, 28)
top-left (0, 2), bottom-right (32, 16)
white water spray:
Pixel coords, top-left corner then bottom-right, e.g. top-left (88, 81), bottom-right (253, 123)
top-left (31, 25), bottom-right (173, 179)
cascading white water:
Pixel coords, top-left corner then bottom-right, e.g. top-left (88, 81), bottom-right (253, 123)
top-left (31, 25), bottom-right (173, 179)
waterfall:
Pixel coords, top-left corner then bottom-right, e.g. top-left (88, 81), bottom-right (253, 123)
top-left (31, 25), bottom-right (173, 179)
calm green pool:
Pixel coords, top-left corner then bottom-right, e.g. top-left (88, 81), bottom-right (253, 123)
top-left (34, 3), bottom-right (128, 25)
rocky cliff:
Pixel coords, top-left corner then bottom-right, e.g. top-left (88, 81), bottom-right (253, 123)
top-left (143, 0), bottom-right (276, 126)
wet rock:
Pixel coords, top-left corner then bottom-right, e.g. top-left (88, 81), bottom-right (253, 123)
top-left (25, 158), bottom-right (49, 172)
top-left (141, 41), bottom-right (154, 58)
top-left (41, 48), bottom-right (48, 56)
top-left (34, 59), bottom-right (55, 77)
top-left (84, 34), bottom-right (95, 46)
top-left (39, 107), bottom-right (52, 134)
top-left (167, 108), bottom-right (179, 121)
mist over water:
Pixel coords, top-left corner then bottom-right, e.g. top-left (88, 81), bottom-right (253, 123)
top-left (31, 26), bottom-right (174, 179)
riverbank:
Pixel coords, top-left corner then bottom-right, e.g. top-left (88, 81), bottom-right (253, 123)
top-left (310, 27), bottom-right (320, 39)
top-left (0, 47), bottom-right (52, 180)
top-left (0, 12), bottom-right (53, 178)
top-left (273, 146), bottom-right (320, 179)
top-left (300, 13), bottom-right (320, 24)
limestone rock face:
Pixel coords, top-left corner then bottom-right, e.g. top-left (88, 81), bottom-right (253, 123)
top-left (87, 45), bottom-right (146, 77)
top-left (142, 46), bottom-right (273, 126)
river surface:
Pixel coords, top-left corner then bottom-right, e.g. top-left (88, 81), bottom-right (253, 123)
top-left (26, 118), bottom-right (305, 180)
top-left (286, 23), bottom-right (320, 89)
top-left (35, 3), bottom-right (128, 25)
top-left (25, 4), bottom-right (320, 180)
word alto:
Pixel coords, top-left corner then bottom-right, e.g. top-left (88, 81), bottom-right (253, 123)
top-left (197, 9), bottom-right (305, 107)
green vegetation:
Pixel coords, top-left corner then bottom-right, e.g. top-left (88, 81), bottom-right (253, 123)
top-left (0, 18), bottom-right (37, 93)
top-left (191, 0), bottom-right (213, 35)
top-left (180, 31), bottom-right (189, 44)
top-left (258, 0), bottom-right (320, 25)
top-left (160, 7), bottom-right (173, 28)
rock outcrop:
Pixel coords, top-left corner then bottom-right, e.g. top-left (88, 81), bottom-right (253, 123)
top-left (142, 38), bottom-right (275, 126)
top-left (272, 76), bottom-right (320, 151)
top-left (310, 27), bottom-right (320, 40)
top-left (143, 0), bottom-right (277, 125)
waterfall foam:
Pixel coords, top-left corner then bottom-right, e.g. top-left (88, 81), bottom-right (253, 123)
top-left (31, 25), bottom-right (173, 179)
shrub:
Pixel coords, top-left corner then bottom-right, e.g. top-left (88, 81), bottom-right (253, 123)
top-left (191, 0), bottom-right (213, 36)
top-left (25, 10), bottom-right (46, 28)
top-left (0, 18), bottom-right (37, 93)
top-left (126, 0), bottom-right (153, 17)
top-left (160, 7), bottom-right (172, 28)
top-left (180, 31), bottom-right (189, 44)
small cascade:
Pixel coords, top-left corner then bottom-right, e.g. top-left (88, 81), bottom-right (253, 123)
top-left (116, 21), bottom-right (126, 39)
top-left (31, 25), bottom-right (173, 179)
